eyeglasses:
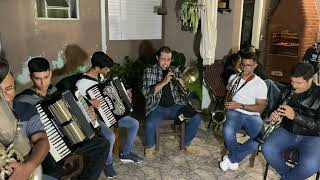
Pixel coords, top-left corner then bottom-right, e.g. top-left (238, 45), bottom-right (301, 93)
top-left (241, 63), bottom-right (254, 67)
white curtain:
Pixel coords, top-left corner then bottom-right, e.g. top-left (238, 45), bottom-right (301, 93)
top-left (200, 0), bottom-right (217, 65)
top-left (200, 0), bottom-right (218, 109)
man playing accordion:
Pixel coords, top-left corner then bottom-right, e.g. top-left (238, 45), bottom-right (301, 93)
top-left (76, 51), bottom-right (143, 178)
top-left (14, 57), bottom-right (109, 180)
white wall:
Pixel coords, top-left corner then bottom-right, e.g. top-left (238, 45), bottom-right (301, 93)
top-left (215, 0), bottom-right (243, 59)
top-left (163, 0), bottom-right (198, 62)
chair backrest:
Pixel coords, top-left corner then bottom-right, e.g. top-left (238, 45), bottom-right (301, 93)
top-left (204, 61), bottom-right (227, 98)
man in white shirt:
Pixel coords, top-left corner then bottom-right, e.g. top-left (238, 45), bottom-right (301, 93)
top-left (219, 51), bottom-right (267, 171)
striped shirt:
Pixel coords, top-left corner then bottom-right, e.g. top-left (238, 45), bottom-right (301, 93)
top-left (142, 64), bottom-right (185, 115)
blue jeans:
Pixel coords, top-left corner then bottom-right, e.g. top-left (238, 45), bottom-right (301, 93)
top-left (145, 104), bottom-right (201, 148)
top-left (99, 116), bottom-right (139, 165)
top-left (262, 128), bottom-right (320, 180)
top-left (264, 79), bottom-right (281, 113)
top-left (223, 110), bottom-right (263, 163)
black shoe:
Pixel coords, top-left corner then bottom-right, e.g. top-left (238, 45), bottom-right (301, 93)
top-left (104, 164), bottom-right (117, 179)
top-left (119, 152), bottom-right (143, 163)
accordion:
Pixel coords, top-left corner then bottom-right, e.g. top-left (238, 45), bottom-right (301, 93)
top-left (87, 77), bottom-right (133, 127)
top-left (36, 90), bottom-right (96, 162)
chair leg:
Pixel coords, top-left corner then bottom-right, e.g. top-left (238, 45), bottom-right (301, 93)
top-left (249, 149), bottom-right (257, 167)
top-left (207, 117), bottom-right (213, 129)
top-left (263, 163), bottom-right (269, 180)
top-left (113, 127), bottom-right (120, 158)
top-left (316, 171), bottom-right (320, 180)
top-left (155, 127), bottom-right (160, 151)
top-left (180, 123), bottom-right (185, 150)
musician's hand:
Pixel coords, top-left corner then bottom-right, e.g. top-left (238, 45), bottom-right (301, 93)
top-left (8, 162), bottom-right (34, 180)
top-left (225, 101), bottom-right (241, 109)
top-left (277, 105), bottom-right (295, 120)
top-left (162, 71), bottom-right (174, 85)
top-left (269, 111), bottom-right (281, 122)
top-left (126, 89), bottom-right (132, 98)
top-left (176, 78), bottom-right (185, 87)
top-left (89, 98), bottom-right (100, 109)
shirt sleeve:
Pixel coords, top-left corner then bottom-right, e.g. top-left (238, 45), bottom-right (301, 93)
top-left (26, 114), bottom-right (45, 138)
top-left (255, 80), bottom-right (268, 99)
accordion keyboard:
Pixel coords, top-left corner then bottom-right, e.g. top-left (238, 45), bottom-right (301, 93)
top-left (87, 86), bottom-right (117, 127)
top-left (36, 104), bottom-right (71, 162)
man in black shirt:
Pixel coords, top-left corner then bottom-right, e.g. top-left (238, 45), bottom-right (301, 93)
top-left (142, 46), bottom-right (201, 157)
top-left (262, 63), bottom-right (320, 180)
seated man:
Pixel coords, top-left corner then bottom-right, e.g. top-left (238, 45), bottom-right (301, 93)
top-left (0, 60), bottom-right (49, 180)
top-left (238, 46), bottom-right (286, 114)
top-left (262, 63), bottom-right (320, 180)
top-left (14, 57), bottom-right (109, 180)
top-left (142, 46), bottom-right (201, 156)
top-left (219, 51), bottom-right (267, 171)
top-left (75, 51), bottom-right (143, 178)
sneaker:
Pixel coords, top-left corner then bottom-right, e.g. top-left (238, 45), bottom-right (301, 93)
top-left (219, 155), bottom-right (239, 171)
top-left (120, 152), bottom-right (143, 163)
top-left (104, 164), bottom-right (117, 179)
top-left (185, 145), bottom-right (195, 154)
top-left (144, 147), bottom-right (155, 158)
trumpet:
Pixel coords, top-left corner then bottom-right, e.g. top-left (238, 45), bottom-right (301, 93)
top-left (163, 65), bottom-right (199, 122)
top-left (260, 90), bottom-right (295, 142)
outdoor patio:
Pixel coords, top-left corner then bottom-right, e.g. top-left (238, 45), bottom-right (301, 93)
top-left (97, 119), bottom-right (286, 180)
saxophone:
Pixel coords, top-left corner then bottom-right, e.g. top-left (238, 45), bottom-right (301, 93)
top-left (0, 91), bottom-right (42, 180)
top-left (261, 90), bottom-right (295, 141)
top-left (211, 73), bottom-right (242, 125)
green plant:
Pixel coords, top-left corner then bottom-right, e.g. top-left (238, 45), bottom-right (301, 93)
top-left (179, 0), bottom-right (200, 34)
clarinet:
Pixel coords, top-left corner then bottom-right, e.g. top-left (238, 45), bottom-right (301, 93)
top-left (261, 90), bottom-right (295, 141)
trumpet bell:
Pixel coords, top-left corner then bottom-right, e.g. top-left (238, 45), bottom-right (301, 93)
top-left (182, 66), bottom-right (199, 83)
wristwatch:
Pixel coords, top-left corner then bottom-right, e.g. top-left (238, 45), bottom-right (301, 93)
top-left (240, 104), bottom-right (245, 109)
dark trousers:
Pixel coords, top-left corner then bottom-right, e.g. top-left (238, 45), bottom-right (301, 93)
top-left (43, 136), bottom-right (109, 180)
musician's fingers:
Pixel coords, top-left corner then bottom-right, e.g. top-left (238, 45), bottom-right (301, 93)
top-left (7, 162), bottom-right (19, 169)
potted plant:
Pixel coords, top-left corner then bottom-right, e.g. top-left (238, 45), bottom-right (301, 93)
top-left (179, 0), bottom-right (200, 34)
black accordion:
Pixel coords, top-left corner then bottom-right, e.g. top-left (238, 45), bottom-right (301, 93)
top-left (86, 77), bottom-right (133, 127)
top-left (36, 90), bottom-right (96, 162)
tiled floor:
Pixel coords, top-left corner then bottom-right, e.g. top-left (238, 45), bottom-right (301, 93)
top-left (97, 121), bottom-right (286, 180)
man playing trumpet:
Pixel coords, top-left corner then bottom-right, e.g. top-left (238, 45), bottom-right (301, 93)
top-left (142, 46), bottom-right (200, 157)
top-left (219, 51), bottom-right (267, 171)
top-left (262, 63), bottom-right (320, 180)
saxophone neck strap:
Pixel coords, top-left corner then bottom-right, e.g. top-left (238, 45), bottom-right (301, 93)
top-left (232, 73), bottom-right (255, 96)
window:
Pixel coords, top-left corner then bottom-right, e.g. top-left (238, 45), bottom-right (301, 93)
top-left (36, 0), bottom-right (79, 19)
top-left (108, 0), bottom-right (162, 40)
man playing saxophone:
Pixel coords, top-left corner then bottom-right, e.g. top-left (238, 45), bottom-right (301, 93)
top-left (219, 51), bottom-right (267, 171)
top-left (262, 63), bottom-right (320, 180)
top-left (0, 60), bottom-right (49, 180)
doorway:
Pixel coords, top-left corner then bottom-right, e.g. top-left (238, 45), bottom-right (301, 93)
top-left (240, 0), bottom-right (255, 49)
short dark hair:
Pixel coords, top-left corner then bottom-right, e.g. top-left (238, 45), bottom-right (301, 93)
top-left (238, 49), bottom-right (256, 62)
top-left (290, 62), bottom-right (314, 80)
top-left (28, 57), bottom-right (50, 73)
top-left (91, 51), bottom-right (114, 69)
top-left (225, 53), bottom-right (241, 68)
top-left (156, 46), bottom-right (172, 57)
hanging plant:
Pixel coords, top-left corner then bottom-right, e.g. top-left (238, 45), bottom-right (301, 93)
top-left (179, 0), bottom-right (200, 34)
